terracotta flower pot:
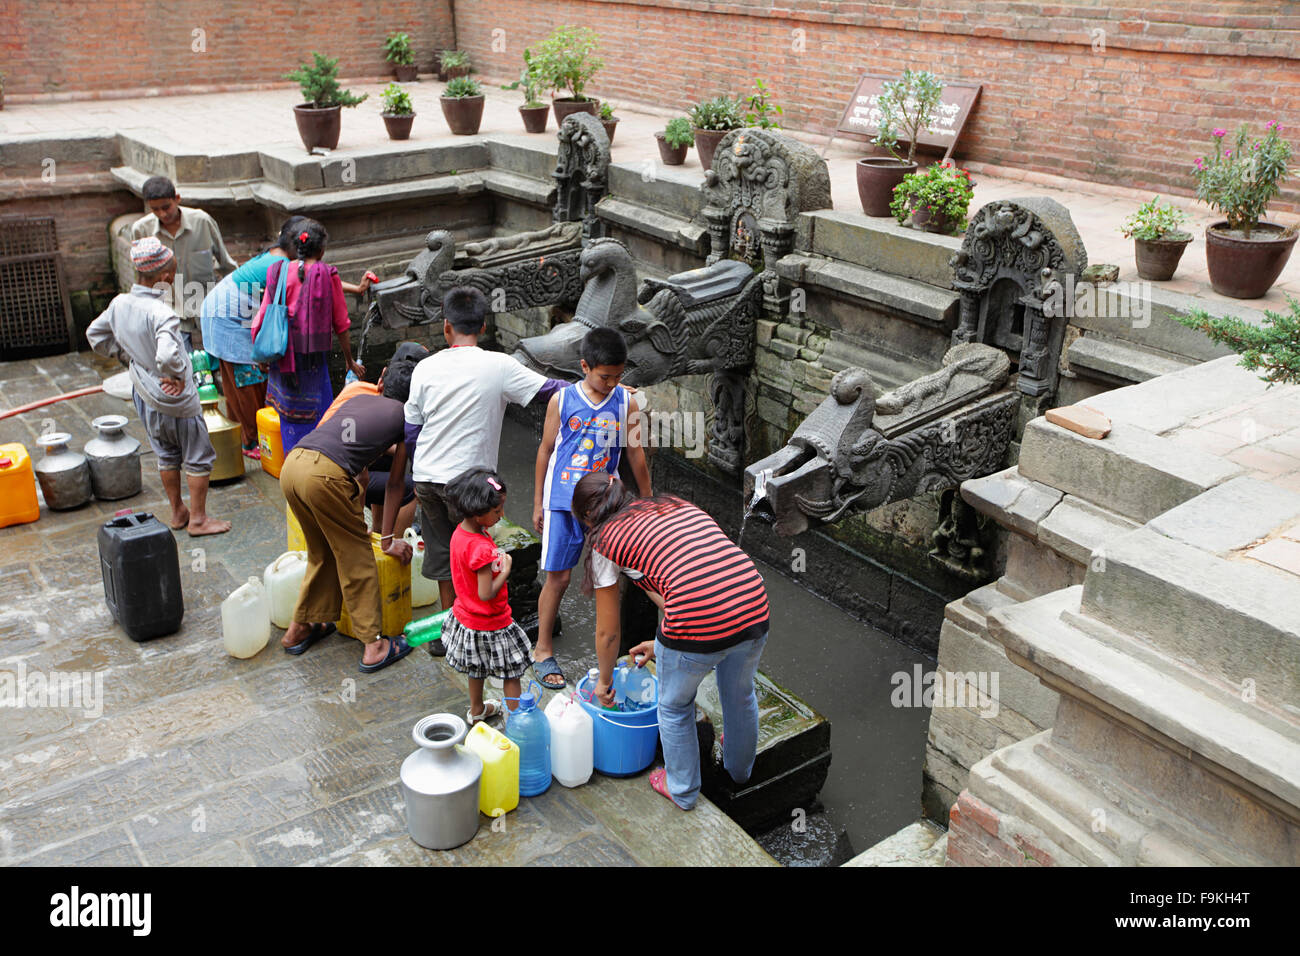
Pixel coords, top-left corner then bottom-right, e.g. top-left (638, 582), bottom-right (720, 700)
top-left (444, 65), bottom-right (470, 80)
top-left (393, 64), bottom-right (418, 82)
top-left (519, 104), bottom-right (550, 133)
top-left (552, 97), bottom-right (599, 125)
top-left (1133, 233), bottom-right (1193, 282)
top-left (600, 117), bottom-right (619, 145)
top-left (656, 132), bottom-right (688, 166)
top-left (910, 204), bottom-right (958, 235)
top-left (693, 128), bottom-right (731, 173)
top-left (440, 95), bottom-right (485, 135)
top-left (382, 112), bottom-right (416, 140)
top-left (1205, 221), bottom-right (1297, 298)
top-left (293, 104), bottom-right (342, 151)
top-left (856, 158), bottom-right (917, 217)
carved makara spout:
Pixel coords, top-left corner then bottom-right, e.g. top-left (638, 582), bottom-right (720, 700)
top-left (744, 345), bottom-right (1018, 536)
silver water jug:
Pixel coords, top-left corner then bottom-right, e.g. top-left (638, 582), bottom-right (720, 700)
top-left (401, 714), bottom-right (483, 850)
top-left (85, 414), bottom-right (142, 500)
top-left (34, 431), bottom-right (92, 510)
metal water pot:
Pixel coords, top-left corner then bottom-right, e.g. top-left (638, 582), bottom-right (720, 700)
top-left (401, 714), bottom-right (483, 850)
top-left (85, 414), bottom-right (142, 500)
top-left (199, 384), bottom-right (245, 482)
top-left (34, 431), bottom-right (92, 510)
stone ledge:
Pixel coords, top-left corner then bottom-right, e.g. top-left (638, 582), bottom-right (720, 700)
top-left (110, 165), bottom-right (245, 206)
top-left (777, 253), bottom-right (959, 327)
top-left (1064, 283), bottom-right (1256, 364)
top-left (1036, 494), bottom-right (1140, 567)
top-left (803, 209), bottom-right (960, 289)
top-left (0, 130), bottom-right (122, 175)
top-left (480, 168), bottom-right (554, 207)
top-left (249, 173), bottom-right (488, 213)
top-left (960, 465), bottom-right (1063, 540)
top-left (1147, 476), bottom-right (1300, 554)
top-left (843, 819), bottom-right (947, 866)
top-left (1066, 334), bottom-right (1197, 386)
top-left (607, 161), bottom-right (704, 218)
top-left (595, 197), bottom-right (708, 253)
top-left (1018, 418), bottom-right (1242, 523)
top-left (989, 587), bottom-right (1300, 825)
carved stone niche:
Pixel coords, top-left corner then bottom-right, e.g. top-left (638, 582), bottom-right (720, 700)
top-left (554, 112), bottom-right (611, 243)
top-left (701, 129), bottom-right (832, 316)
top-left (949, 198), bottom-right (1088, 400)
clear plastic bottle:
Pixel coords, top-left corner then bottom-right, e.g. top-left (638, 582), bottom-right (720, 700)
top-left (503, 685), bottom-right (551, 797)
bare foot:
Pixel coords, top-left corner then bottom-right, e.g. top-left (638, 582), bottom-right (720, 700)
top-left (188, 516), bottom-right (231, 536)
top-left (169, 505), bottom-right (190, 530)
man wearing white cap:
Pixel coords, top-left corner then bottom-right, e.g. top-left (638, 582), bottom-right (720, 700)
top-left (87, 237), bottom-right (231, 536)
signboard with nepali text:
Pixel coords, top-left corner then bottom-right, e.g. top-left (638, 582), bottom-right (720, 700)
top-left (833, 74), bottom-right (983, 161)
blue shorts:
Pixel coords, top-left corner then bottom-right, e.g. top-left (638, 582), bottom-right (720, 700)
top-left (541, 509), bottom-right (586, 573)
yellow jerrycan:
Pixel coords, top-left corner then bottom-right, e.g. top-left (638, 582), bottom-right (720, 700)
top-left (463, 721), bottom-right (519, 817)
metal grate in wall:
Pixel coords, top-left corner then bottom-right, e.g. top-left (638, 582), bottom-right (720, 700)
top-left (0, 216), bottom-right (77, 360)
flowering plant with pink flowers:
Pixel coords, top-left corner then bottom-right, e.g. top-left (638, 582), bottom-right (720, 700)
top-left (890, 159), bottom-right (975, 234)
top-left (1192, 122), bottom-right (1293, 235)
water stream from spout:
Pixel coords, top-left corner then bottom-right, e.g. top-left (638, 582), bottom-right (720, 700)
top-left (739, 469), bottom-right (772, 549)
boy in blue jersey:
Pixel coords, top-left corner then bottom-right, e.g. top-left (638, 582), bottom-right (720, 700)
top-left (532, 328), bottom-right (652, 688)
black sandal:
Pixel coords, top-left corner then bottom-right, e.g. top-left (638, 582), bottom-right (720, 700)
top-left (284, 622), bottom-right (335, 656)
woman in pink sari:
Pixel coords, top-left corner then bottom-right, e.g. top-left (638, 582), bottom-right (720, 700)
top-left (253, 219), bottom-right (367, 453)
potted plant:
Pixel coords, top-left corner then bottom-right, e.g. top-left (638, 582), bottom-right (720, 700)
top-left (598, 101), bottom-right (620, 145)
top-left (502, 50), bottom-right (550, 133)
top-left (440, 49), bottom-right (471, 80)
top-left (1119, 196), bottom-right (1193, 281)
top-left (690, 95), bottom-right (744, 173)
top-left (385, 32), bottom-right (418, 82)
top-left (530, 26), bottom-right (603, 124)
top-left (285, 52), bottom-right (368, 151)
top-left (890, 160), bottom-right (975, 236)
top-left (656, 117), bottom-right (694, 166)
top-left (857, 69), bottom-right (943, 217)
top-left (743, 78), bottom-right (783, 129)
top-left (380, 83), bottom-right (416, 140)
top-left (440, 76), bottom-right (485, 136)
top-left (1193, 121), bottom-right (1296, 298)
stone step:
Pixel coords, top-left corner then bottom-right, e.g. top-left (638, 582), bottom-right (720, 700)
top-left (776, 253), bottom-right (960, 327)
top-left (803, 209), bottom-right (961, 290)
top-left (116, 131), bottom-right (262, 185)
top-left (608, 160), bottom-right (704, 219)
top-left (1066, 333), bottom-right (1198, 386)
top-left (596, 197), bottom-right (708, 254)
top-left (987, 586), bottom-right (1300, 813)
top-left (1017, 416), bottom-right (1242, 523)
top-left (843, 819), bottom-right (948, 866)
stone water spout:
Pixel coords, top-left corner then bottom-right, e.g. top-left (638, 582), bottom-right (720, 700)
top-left (744, 344), bottom-right (1018, 536)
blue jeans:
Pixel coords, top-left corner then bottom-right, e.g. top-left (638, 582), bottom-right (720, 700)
top-left (654, 630), bottom-right (768, 810)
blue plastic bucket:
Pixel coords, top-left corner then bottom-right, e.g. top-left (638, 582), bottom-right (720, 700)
top-left (575, 671), bottom-right (660, 777)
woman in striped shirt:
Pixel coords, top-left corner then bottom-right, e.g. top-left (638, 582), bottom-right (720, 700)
top-left (572, 472), bottom-right (770, 810)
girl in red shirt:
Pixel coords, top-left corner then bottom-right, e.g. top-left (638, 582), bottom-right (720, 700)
top-left (442, 467), bottom-right (533, 725)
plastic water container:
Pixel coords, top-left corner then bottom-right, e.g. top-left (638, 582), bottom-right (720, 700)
top-left (257, 406), bottom-right (285, 478)
top-left (222, 576), bottom-right (271, 659)
top-left (97, 511), bottom-right (184, 641)
top-left (544, 693), bottom-right (594, 788)
top-left (337, 532), bottom-right (412, 639)
top-left (576, 669), bottom-right (660, 777)
top-left (404, 528), bottom-right (440, 608)
top-left (286, 502), bottom-right (306, 552)
top-left (404, 608), bottom-right (451, 647)
top-left (463, 722), bottom-right (519, 817)
top-left (503, 682), bottom-right (551, 797)
top-left (614, 657), bottom-right (657, 709)
top-left (263, 551), bottom-right (307, 629)
top-left (0, 443), bottom-right (40, 528)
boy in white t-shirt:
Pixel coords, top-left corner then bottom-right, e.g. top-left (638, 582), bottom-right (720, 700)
top-left (405, 287), bottom-right (565, 621)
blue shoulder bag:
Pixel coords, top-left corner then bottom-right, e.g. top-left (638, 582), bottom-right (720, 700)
top-left (251, 260), bottom-right (290, 364)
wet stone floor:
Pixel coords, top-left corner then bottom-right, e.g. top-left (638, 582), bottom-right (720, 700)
top-left (0, 352), bottom-right (773, 867)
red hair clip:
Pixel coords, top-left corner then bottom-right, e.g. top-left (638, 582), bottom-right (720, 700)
top-left (299, 231), bottom-right (309, 242)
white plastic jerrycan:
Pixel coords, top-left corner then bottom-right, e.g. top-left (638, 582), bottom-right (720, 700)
top-left (222, 576), bottom-right (271, 659)
top-left (263, 551), bottom-right (307, 629)
top-left (544, 692), bottom-right (594, 788)
top-left (404, 528), bottom-right (440, 608)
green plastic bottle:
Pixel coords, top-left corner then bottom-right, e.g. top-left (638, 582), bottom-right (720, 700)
top-left (404, 608), bottom-right (451, 646)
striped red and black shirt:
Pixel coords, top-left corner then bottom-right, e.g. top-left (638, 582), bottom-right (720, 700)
top-left (593, 501), bottom-right (769, 652)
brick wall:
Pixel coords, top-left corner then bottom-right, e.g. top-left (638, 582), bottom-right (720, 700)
top-left (454, 0), bottom-right (1300, 206)
top-left (4, 1), bottom-right (454, 97)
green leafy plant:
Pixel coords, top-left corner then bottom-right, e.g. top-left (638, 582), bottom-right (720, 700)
top-left (889, 160), bottom-right (975, 234)
top-left (529, 26), bottom-right (603, 101)
top-left (381, 83), bottom-right (414, 115)
top-left (1192, 122), bottom-right (1293, 236)
top-left (443, 76), bottom-right (483, 98)
top-left (872, 69), bottom-right (943, 164)
top-left (501, 49), bottom-right (545, 107)
top-left (1120, 196), bottom-right (1191, 241)
top-left (285, 52), bottom-right (368, 109)
top-left (663, 117), bottom-right (695, 149)
top-left (691, 95), bottom-right (744, 131)
top-left (598, 101), bottom-right (617, 121)
top-left (440, 49), bottom-right (470, 70)
top-left (744, 78), bottom-right (783, 129)
top-left (1176, 296), bottom-right (1300, 386)
top-left (384, 32), bottom-right (414, 66)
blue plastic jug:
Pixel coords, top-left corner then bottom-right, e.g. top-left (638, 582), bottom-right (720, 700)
top-left (504, 681), bottom-right (551, 797)
top-left (613, 656), bottom-right (657, 710)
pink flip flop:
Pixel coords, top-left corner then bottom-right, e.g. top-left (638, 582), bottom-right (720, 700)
top-left (648, 767), bottom-right (689, 810)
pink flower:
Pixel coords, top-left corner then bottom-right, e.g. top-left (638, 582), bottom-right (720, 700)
top-left (1212, 128), bottom-right (1227, 138)
top-left (1225, 148), bottom-right (1232, 157)
top-left (1266, 120), bottom-right (1279, 130)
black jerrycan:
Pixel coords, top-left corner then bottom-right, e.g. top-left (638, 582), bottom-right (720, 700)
top-left (98, 510), bottom-right (184, 641)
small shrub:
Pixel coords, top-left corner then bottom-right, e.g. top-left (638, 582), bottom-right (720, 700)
top-left (1192, 122), bottom-right (1293, 236)
top-left (1120, 196), bottom-right (1191, 241)
top-left (873, 69), bottom-right (943, 164)
top-left (663, 117), bottom-right (695, 149)
top-left (530, 26), bottom-right (603, 101)
top-left (691, 95), bottom-right (744, 131)
top-left (285, 52), bottom-right (368, 109)
top-left (440, 50), bottom-right (470, 69)
top-left (381, 83), bottom-right (414, 116)
top-left (889, 160), bottom-right (975, 234)
top-left (443, 76), bottom-right (483, 98)
top-left (744, 78), bottom-right (783, 129)
top-left (384, 32), bottom-right (414, 66)
top-left (1177, 296), bottom-right (1300, 386)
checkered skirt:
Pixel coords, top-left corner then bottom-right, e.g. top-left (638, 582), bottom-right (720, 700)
top-left (441, 612), bottom-right (533, 680)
